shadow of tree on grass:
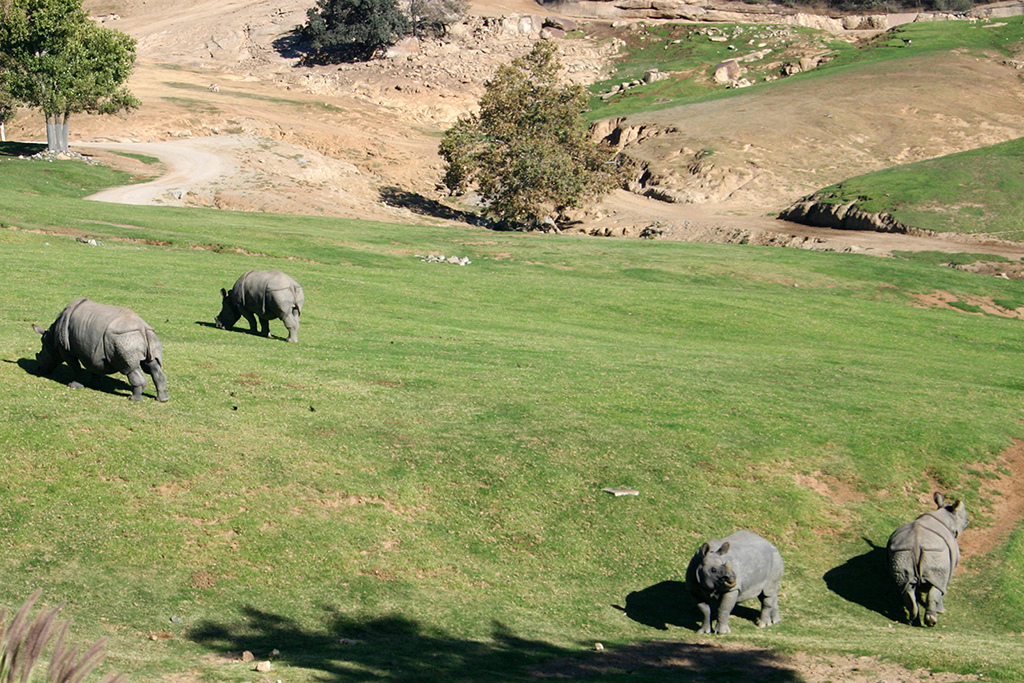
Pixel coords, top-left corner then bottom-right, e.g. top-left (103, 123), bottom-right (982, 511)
top-left (188, 604), bottom-right (801, 682)
top-left (0, 141), bottom-right (46, 158)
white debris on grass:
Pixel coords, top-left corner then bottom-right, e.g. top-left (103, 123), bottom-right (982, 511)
top-left (602, 487), bottom-right (640, 497)
top-left (417, 254), bottom-right (471, 266)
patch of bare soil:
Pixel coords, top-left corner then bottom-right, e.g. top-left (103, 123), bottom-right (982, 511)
top-left (960, 441), bottom-right (1024, 561)
top-left (530, 640), bottom-right (978, 682)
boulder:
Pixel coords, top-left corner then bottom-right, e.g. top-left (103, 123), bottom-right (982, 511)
top-left (713, 59), bottom-right (742, 84)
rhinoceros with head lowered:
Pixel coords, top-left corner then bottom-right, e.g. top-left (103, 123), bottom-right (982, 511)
top-left (215, 270), bottom-right (304, 343)
top-left (686, 529), bottom-right (784, 634)
top-left (887, 492), bottom-right (968, 627)
top-left (32, 298), bottom-right (169, 402)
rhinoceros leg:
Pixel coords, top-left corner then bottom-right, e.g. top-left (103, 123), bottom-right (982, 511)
top-left (126, 367), bottom-right (148, 401)
top-left (923, 585), bottom-right (944, 627)
top-left (258, 317), bottom-right (271, 337)
top-left (901, 584), bottom-right (919, 625)
top-left (696, 601), bottom-right (714, 634)
top-left (144, 359), bottom-right (170, 402)
top-left (282, 309), bottom-right (300, 343)
top-left (240, 310), bottom-right (259, 334)
top-left (757, 591), bottom-right (781, 627)
top-left (65, 356), bottom-right (86, 390)
top-left (715, 590), bottom-right (739, 634)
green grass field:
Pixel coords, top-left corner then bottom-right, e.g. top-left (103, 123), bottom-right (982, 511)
top-left (3, 144), bottom-right (1024, 681)
top-left (588, 15), bottom-right (1024, 119)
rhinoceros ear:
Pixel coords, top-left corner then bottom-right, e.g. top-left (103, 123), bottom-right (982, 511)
top-left (934, 491), bottom-right (945, 508)
top-left (221, 288), bottom-right (228, 298)
top-left (32, 324), bottom-right (46, 335)
top-left (700, 542), bottom-right (711, 557)
top-left (718, 542), bottom-right (730, 555)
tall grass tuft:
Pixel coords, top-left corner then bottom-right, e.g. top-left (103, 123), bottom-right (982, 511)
top-left (0, 591), bottom-right (126, 683)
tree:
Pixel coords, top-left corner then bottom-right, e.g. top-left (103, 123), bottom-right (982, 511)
top-left (302, 0), bottom-right (411, 64)
top-left (407, 0), bottom-right (468, 38)
top-left (0, 0), bottom-right (139, 153)
top-left (0, 79), bottom-right (14, 142)
top-left (439, 41), bottom-right (620, 228)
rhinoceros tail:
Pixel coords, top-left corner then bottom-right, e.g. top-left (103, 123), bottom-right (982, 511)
top-left (144, 327), bottom-right (164, 365)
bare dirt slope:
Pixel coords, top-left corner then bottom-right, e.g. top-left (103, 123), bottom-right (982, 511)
top-left (8, 0), bottom-right (1024, 257)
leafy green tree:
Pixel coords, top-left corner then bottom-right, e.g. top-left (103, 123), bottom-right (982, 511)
top-left (0, 79), bottom-right (14, 142)
top-left (302, 0), bottom-right (411, 63)
top-left (0, 0), bottom-right (139, 153)
top-left (407, 0), bottom-right (468, 38)
top-left (439, 41), bottom-right (620, 228)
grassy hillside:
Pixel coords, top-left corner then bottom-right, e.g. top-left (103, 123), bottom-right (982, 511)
top-left (588, 16), bottom-right (1024, 119)
top-left (788, 135), bottom-right (1024, 240)
top-left (4, 148), bottom-right (1024, 681)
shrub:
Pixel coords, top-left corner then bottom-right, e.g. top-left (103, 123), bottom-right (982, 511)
top-left (301, 0), bottom-right (411, 63)
top-left (439, 41), bottom-right (621, 228)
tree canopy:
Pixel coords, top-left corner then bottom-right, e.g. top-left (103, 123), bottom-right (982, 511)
top-left (439, 41), bottom-right (620, 228)
top-left (302, 0), bottom-right (411, 63)
top-left (0, 0), bottom-right (139, 152)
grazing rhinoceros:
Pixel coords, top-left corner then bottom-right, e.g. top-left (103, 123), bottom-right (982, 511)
top-left (32, 298), bottom-right (169, 402)
top-left (887, 492), bottom-right (968, 627)
top-left (215, 270), bottom-right (304, 343)
top-left (686, 529), bottom-right (784, 634)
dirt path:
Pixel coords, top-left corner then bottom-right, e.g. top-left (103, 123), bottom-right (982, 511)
top-left (80, 138), bottom-right (236, 205)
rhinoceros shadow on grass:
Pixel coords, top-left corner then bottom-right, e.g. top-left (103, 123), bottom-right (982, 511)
top-left (16, 358), bottom-right (142, 400)
top-left (823, 537), bottom-right (902, 621)
top-left (613, 581), bottom-right (760, 632)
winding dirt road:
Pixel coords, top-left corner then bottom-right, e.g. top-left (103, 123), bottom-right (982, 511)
top-left (80, 137), bottom-right (236, 205)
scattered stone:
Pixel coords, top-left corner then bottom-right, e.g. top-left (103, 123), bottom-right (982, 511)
top-left (417, 254), bottom-right (471, 265)
top-left (255, 661), bottom-right (272, 672)
top-left (241, 651), bottom-right (255, 662)
top-left (75, 237), bottom-right (103, 246)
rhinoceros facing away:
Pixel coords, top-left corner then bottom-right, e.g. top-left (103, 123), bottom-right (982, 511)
top-left (686, 529), bottom-right (784, 634)
top-left (887, 492), bottom-right (968, 627)
top-left (32, 298), bottom-right (169, 402)
top-left (215, 270), bottom-right (304, 343)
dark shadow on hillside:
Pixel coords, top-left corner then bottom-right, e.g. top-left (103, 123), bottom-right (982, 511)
top-left (197, 320), bottom-right (289, 343)
top-left (16, 358), bottom-right (142, 400)
top-left (379, 186), bottom-right (476, 223)
top-left (823, 537), bottom-right (901, 621)
top-left (0, 141), bottom-right (46, 157)
top-left (271, 28), bottom-right (311, 61)
top-left (613, 580), bottom-right (694, 631)
top-left (613, 580), bottom-right (760, 633)
top-left (187, 605), bottom-right (802, 682)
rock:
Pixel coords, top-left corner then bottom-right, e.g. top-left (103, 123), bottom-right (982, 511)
top-left (241, 651), bottom-right (255, 662)
top-left (713, 59), bottom-right (742, 84)
top-left (544, 17), bottom-right (579, 32)
top-left (255, 661), bottom-right (272, 672)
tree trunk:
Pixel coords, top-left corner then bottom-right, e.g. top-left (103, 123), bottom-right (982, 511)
top-left (44, 112), bottom-right (70, 154)
top-left (1, 122), bottom-right (5, 143)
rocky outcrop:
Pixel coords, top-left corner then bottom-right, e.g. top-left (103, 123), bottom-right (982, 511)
top-left (778, 199), bottom-right (910, 233)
